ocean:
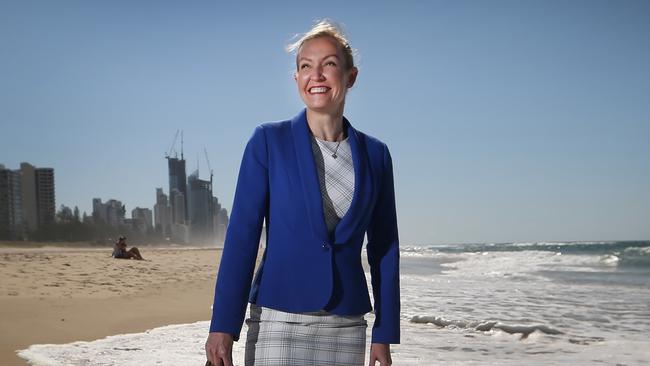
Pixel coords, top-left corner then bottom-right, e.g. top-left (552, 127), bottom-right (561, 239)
top-left (18, 241), bottom-right (650, 365)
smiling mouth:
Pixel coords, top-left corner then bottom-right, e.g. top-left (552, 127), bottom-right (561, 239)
top-left (309, 86), bottom-right (330, 94)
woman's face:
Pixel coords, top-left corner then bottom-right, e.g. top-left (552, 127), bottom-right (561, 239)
top-left (294, 36), bottom-right (358, 115)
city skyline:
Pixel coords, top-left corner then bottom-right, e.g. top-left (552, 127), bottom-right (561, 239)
top-left (0, 158), bottom-right (208, 222)
top-left (2, 129), bottom-right (226, 221)
top-left (1, 152), bottom-right (228, 245)
top-left (2, 1), bottom-right (649, 245)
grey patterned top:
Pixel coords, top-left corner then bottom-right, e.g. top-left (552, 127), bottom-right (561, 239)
top-left (310, 134), bottom-right (355, 233)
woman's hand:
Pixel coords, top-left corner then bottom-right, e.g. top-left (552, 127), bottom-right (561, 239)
top-left (369, 342), bottom-right (392, 365)
top-left (205, 332), bottom-right (234, 366)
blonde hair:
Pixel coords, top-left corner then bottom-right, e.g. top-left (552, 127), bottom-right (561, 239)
top-left (286, 19), bottom-right (356, 70)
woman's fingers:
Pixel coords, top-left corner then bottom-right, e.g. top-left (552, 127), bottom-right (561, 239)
top-left (222, 353), bottom-right (233, 366)
top-left (216, 341), bottom-right (233, 366)
top-left (369, 355), bottom-right (392, 366)
top-left (205, 340), bottom-right (217, 365)
top-left (206, 332), bottom-right (234, 366)
top-left (368, 353), bottom-right (377, 366)
top-left (217, 344), bottom-right (233, 366)
top-left (206, 345), bottom-right (229, 366)
top-left (369, 343), bottom-right (392, 366)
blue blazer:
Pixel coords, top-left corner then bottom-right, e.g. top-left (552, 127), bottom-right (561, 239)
top-left (209, 109), bottom-right (400, 344)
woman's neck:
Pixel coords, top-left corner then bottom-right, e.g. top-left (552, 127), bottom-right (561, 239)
top-left (306, 107), bottom-right (346, 142)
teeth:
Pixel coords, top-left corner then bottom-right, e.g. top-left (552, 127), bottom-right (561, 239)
top-left (309, 87), bottom-right (328, 93)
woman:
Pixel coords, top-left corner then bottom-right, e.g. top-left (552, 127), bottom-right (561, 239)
top-left (112, 236), bottom-right (144, 260)
top-left (206, 20), bottom-right (400, 366)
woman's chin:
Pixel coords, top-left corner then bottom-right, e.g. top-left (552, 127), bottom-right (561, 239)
top-left (304, 103), bottom-right (343, 115)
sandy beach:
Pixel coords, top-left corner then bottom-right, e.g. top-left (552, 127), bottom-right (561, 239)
top-left (0, 245), bottom-right (229, 366)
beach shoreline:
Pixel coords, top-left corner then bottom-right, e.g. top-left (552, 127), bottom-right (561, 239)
top-left (0, 245), bottom-right (228, 366)
top-left (5, 241), bottom-right (648, 365)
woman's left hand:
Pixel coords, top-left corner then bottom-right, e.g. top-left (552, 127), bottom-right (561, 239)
top-left (369, 343), bottom-right (392, 365)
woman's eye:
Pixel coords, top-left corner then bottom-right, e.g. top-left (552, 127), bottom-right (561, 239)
top-left (325, 61), bottom-right (337, 67)
top-left (300, 64), bottom-right (310, 69)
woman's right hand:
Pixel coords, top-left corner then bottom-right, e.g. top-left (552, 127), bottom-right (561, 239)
top-left (205, 332), bottom-right (234, 366)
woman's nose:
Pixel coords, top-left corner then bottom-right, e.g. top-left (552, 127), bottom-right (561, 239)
top-left (310, 66), bottom-right (325, 80)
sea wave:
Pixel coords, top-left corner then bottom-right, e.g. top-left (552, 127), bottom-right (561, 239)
top-left (616, 246), bottom-right (650, 267)
top-left (595, 246), bottom-right (650, 268)
top-left (402, 241), bottom-right (650, 266)
top-left (410, 315), bottom-right (563, 339)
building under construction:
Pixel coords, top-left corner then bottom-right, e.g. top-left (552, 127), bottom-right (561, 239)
top-left (159, 131), bottom-right (228, 245)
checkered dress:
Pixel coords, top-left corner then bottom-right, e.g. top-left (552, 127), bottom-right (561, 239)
top-left (243, 134), bottom-right (363, 365)
top-left (244, 304), bottom-right (367, 366)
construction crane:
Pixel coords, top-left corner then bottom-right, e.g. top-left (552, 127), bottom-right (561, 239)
top-left (204, 148), bottom-right (214, 187)
top-left (165, 130), bottom-right (185, 161)
top-left (165, 130), bottom-right (180, 159)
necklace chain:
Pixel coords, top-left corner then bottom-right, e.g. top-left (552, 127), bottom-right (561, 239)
top-left (331, 140), bottom-right (341, 159)
top-left (314, 137), bottom-right (342, 159)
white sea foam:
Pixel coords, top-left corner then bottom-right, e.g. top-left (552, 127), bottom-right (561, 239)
top-left (18, 321), bottom-right (221, 366)
top-left (410, 315), bottom-right (563, 337)
top-left (600, 254), bottom-right (620, 266)
top-left (19, 244), bottom-right (650, 365)
top-left (19, 316), bottom-right (649, 366)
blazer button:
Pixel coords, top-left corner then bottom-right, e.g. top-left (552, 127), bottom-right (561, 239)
top-left (322, 242), bottom-right (330, 250)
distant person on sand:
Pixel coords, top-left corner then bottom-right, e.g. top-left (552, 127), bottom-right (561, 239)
top-left (112, 236), bottom-right (144, 260)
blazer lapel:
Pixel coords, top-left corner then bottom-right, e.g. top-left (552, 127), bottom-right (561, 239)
top-left (334, 115), bottom-right (373, 245)
top-left (291, 109), bottom-right (373, 246)
top-left (291, 109), bottom-right (330, 241)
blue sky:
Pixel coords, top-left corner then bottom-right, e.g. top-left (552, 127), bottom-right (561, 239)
top-left (1, 0), bottom-right (649, 245)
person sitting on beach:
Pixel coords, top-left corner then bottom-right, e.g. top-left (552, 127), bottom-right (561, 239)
top-left (112, 236), bottom-right (144, 260)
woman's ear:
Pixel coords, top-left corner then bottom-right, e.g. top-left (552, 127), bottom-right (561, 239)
top-left (347, 67), bottom-right (359, 88)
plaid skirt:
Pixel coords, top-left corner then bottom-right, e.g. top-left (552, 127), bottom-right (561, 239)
top-left (244, 303), bottom-right (367, 366)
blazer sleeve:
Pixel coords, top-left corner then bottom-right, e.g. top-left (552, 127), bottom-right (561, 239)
top-left (366, 143), bottom-right (401, 344)
top-left (209, 125), bottom-right (269, 341)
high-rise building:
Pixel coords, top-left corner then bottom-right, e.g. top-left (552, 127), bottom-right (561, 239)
top-left (92, 198), bottom-right (106, 223)
top-left (19, 163), bottom-right (38, 231)
top-left (0, 166), bottom-right (23, 239)
top-left (167, 157), bottom-right (187, 224)
top-left (188, 170), bottom-right (213, 245)
top-left (10, 170), bottom-right (23, 231)
top-left (1, 162), bottom-right (55, 237)
top-left (92, 198), bottom-right (125, 226)
top-left (212, 197), bottom-right (229, 246)
top-left (0, 167), bottom-right (10, 238)
top-left (163, 137), bottom-right (229, 245)
top-left (132, 207), bottom-right (153, 234)
top-left (14, 163), bottom-right (55, 231)
top-left (156, 188), bottom-right (168, 207)
top-left (170, 188), bottom-right (186, 225)
top-left (35, 167), bottom-right (55, 227)
top-left (170, 188), bottom-right (189, 243)
top-left (105, 199), bottom-right (125, 226)
top-left (154, 188), bottom-right (172, 238)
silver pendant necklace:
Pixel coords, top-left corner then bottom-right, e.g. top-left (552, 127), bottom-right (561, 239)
top-left (314, 134), bottom-right (343, 159)
top-left (331, 141), bottom-right (341, 159)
